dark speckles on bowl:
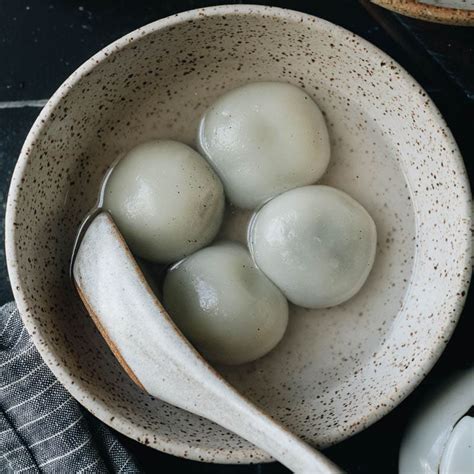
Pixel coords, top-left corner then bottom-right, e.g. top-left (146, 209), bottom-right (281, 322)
top-left (5, 5), bottom-right (472, 465)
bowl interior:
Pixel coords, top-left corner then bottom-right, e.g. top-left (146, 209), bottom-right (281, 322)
top-left (7, 6), bottom-right (470, 464)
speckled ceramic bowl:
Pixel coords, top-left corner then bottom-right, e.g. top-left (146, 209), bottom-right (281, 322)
top-left (5, 5), bottom-right (471, 464)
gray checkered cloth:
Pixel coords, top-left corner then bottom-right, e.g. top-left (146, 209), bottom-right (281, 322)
top-left (0, 302), bottom-right (141, 473)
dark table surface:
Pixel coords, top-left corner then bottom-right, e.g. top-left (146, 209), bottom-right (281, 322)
top-left (0, 1), bottom-right (472, 473)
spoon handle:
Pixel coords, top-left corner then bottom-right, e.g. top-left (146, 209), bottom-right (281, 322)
top-left (192, 380), bottom-right (343, 473)
top-left (73, 212), bottom-right (342, 473)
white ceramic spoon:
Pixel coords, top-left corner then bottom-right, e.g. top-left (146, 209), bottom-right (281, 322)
top-left (72, 211), bottom-right (342, 474)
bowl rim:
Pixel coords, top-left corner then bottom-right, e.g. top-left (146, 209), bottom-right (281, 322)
top-left (5, 3), bottom-right (472, 464)
top-left (371, 0), bottom-right (474, 26)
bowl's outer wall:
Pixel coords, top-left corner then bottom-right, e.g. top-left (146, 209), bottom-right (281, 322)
top-left (5, 5), bottom-right (471, 464)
